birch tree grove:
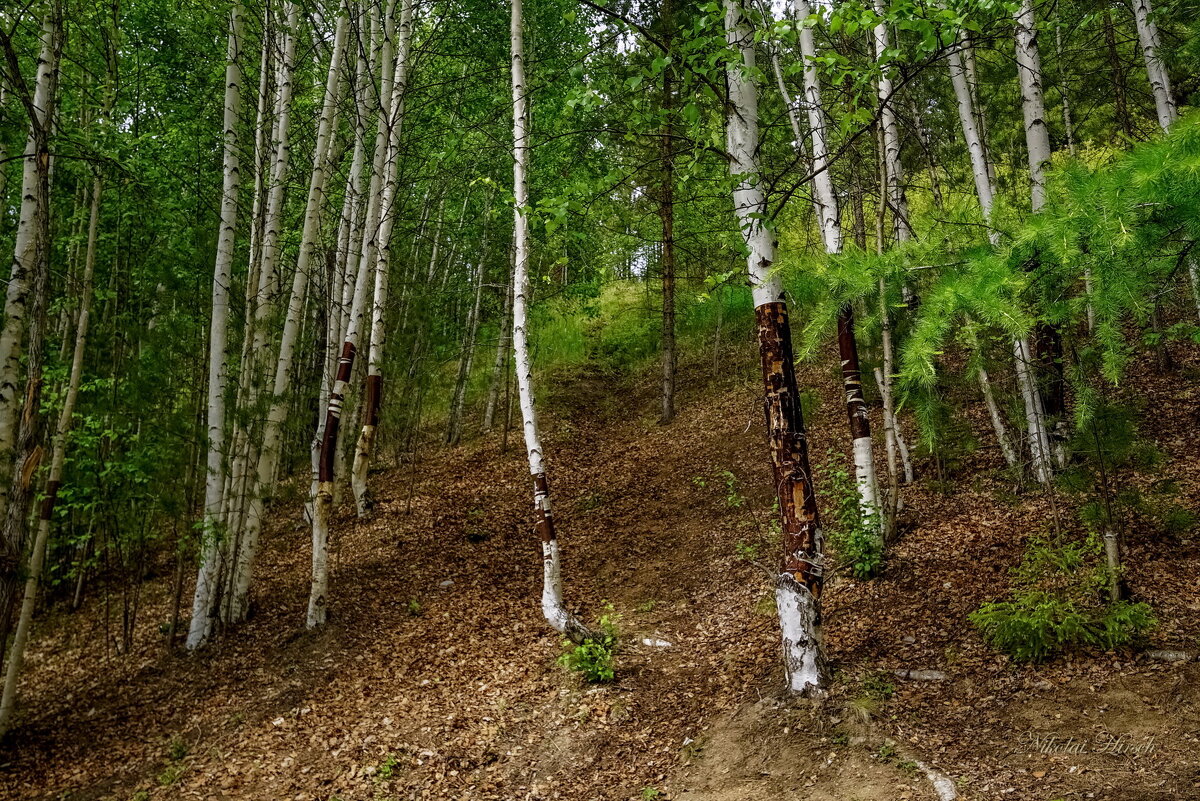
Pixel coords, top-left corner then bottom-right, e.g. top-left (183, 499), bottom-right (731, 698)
top-left (1, 0), bottom-right (1198, 754)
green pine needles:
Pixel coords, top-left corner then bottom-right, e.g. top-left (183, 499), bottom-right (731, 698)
top-left (970, 533), bottom-right (1155, 663)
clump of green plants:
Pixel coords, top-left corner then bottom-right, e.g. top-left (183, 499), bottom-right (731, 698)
top-left (558, 602), bottom-right (620, 682)
top-left (861, 670), bottom-right (895, 701)
top-left (970, 532), bottom-right (1155, 662)
top-left (376, 753), bottom-right (400, 780)
top-left (820, 451), bottom-right (883, 579)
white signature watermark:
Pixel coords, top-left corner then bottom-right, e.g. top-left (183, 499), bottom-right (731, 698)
top-left (1019, 730), bottom-right (1157, 756)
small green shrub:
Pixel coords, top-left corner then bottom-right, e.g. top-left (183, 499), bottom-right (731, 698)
top-left (558, 603), bottom-right (620, 682)
top-left (970, 533), bottom-right (1155, 662)
top-left (820, 451), bottom-right (883, 579)
top-left (861, 670), bottom-right (895, 701)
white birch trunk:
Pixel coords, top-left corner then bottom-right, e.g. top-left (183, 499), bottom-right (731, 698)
top-left (795, 0), bottom-right (880, 533)
top-left (350, 0), bottom-right (415, 518)
top-left (1014, 0), bottom-right (1051, 213)
top-left (977, 365), bottom-right (1019, 469)
top-left (228, 11), bottom-right (349, 623)
top-left (187, 2), bottom-right (245, 650)
top-left (511, 0), bottom-right (590, 644)
top-left (483, 267), bottom-right (514, 432)
top-left (0, 13), bottom-right (57, 527)
top-left (0, 171), bottom-right (98, 735)
top-left (872, 2), bottom-right (910, 242)
top-left (727, 0), bottom-right (824, 695)
top-left (1013, 336), bottom-right (1053, 485)
top-left (1131, 0), bottom-right (1176, 133)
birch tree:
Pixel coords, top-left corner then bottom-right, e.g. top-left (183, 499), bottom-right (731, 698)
top-left (187, 1), bottom-right (246, 649)
top-left (511, 0), bottom-right (591, 645)
top-left (794, 0), bottom-right (881, 537)
top-left (725, 0), bottom-right (825, 695)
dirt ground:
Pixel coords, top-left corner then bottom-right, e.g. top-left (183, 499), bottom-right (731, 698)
top-left (1, 340), bottom-right (1198, 801)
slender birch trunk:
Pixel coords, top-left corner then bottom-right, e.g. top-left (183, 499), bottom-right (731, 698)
top-left (872, 2), bottom-right (909, 242)
top-left (1014, 0), bottom-right (1063, 478)
top-left (0, 11), bottom-right (58, 529)
top-left (795, 0), bottom-right (881, 534)
top-left (187, 3), bottom-right (245, 650)
top-left (227, 11), bottom-right (349, 624)
top-left (726, 0), bottom-right (825, 695)
top-left (349, 0), bottom-right (415, 518)
top-left (1054, 26), bottom-right (1077, 157)
top-left (483, 265), bottom-right (513, 432)
top-left (511, 0), bottom-right (591, 645)
top-left (447, 260), bottom-right (486, 445)
top-left (978, 365), bottom-right (1019, 469)
top-left (658, 0), bottom-right (677, 424)
top-left (312, 0), bottom-right (413, 626)
top-left (1131, 0), bottom-right (1176, 132)
top-left (0, 171), bottom-right (98, 735)
top-left (947, 30), bottom-right (1047, 481)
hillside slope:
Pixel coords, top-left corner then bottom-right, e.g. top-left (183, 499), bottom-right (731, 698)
top-left (2, 343), bottom-right (1199, 801)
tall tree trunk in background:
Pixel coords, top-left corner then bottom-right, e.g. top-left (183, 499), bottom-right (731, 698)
top-left (447, 259), bottom-right (486, 446)
top-left (1103, 11), bottom-right (1133, 139)
top-left (1131, 0), bottom-right (1176, 132)
top-left (0, 169), bottom-right (98, 735)
top-left (726, 0), bottom-right (825, 695)
top-left (658, 0), bottom-right (676, 425)
top-left (872, 2), bottom-right (909, 243)
top-left (483, 266), bottom-right (513, 432)
top-left (0, 11), bottom-right (58, 532)
top-left (187, 2), bottom-right (245, 650)
top-left (796, 0), bottom-right (881, 536)
top-left (224, 2), bottom-right (299, 592)
top-left (314, 7), bottom-right (374, 520)
top-left (1128, 0), bottom-right (1198, 321)
top-left (1014, 0), bottom-right (1062, 480)
top-left (313, 0), bottom-right (413, 625)
top-left (1054, 26), bottom-right (1077, 157)
top-left (228, 10), bottom-right (349, 625)
top-left (511, 0), bottom-right (591, 645)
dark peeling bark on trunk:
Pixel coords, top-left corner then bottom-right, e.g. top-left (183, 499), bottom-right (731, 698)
top-left (754, 302), bottom-right (824, 607)
top-left (319, 342), bottom-right (356, 484)
top-left (364, 373), bottom-right (381, 429)
top-left (837, 305), bottom-right (870, 441)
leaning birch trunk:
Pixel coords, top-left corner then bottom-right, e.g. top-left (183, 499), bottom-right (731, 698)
top-left (311, 0), bottom-right (413, 626)
top-left (0, 12), bottom-right (57, 528)
top-left (948, 34), bottom-right (1042, 481)
top-left (227, 11), bottom-right (349, 624)
top-left (0, 171), bottom-right (98, 736)
top-left (511, 0), bottom-right (591, 645)
top-left (977, 364), bottom-right (1019, 469)
top-left (1131, 0), bottom-right (1176, 133)
top-left (482, 267), bottom-right (513, 432)
top-left (186, 1), bottom-right (245, 650)
top-left (725, 0), bottom-right (825, 695)
top-left (349, 2), bottom-right (414, 519)
top-left (795, 0), bottom-right (881, 535)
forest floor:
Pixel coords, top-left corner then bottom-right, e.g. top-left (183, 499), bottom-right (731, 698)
top-left (2, 337), bottom-right (1200, 801)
